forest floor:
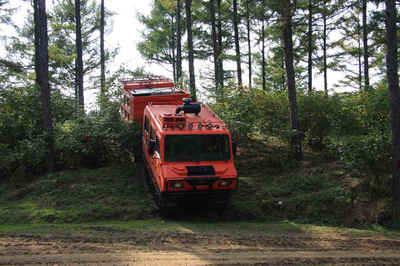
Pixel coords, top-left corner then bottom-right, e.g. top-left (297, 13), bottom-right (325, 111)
top-left (0, 137), bottom-right (399, 265)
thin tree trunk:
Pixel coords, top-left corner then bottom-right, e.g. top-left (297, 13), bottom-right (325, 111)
top-left (33, 0), bottom-right (54, 171)
top-left (281, 0), bottom-right (303, 161)
top-left (281, 56), bottom-right (286, 90)
top-left (357, 3), bottom-right (362, 90)
top-left (385, 0), bottom-right (400, 220)
top-left (246, 0), bottom-right (252, 88)
top-left (176, 0), bottom-right (182, 83)
top-left (210, 0), bottom-right (220, 97)
top-left (100, 0), bottom-right (105, 107)
top-left (171, 14), bottom-right (176, 83)
top-left (233, 0), bottom-right (242, 87)
top-left (217, 0), bottom-right (224, 89)
top-left (185, 0), bottom-right (196, 101)
top-left (362, 0), bottom-right (369, 90)
top-left (323, 0), bottom-right (328, 96)
top-left (75, 0), bottom-right (84, 111)
top-left (261, 19), bottom-right (266, 91)
top-left (307, 0), bottom-right (313, 94)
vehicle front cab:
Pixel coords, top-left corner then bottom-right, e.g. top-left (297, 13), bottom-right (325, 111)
top-left (142, 104), bottom-right (238, 205)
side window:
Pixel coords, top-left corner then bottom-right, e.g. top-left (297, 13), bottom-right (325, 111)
top-left (150, 126), bottom-right (155, 140)
top-left (155, 135), bottom-right (160, 153)
top-left (144, 116), bottom-right (149, 132)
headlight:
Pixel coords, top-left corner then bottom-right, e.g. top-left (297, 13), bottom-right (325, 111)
top-left (171, 181), bottom-right (184, 189)
top-left (219, 180), bottom-right (232, 187)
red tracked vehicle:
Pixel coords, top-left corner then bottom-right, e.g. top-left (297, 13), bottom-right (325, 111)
top-left (120, 77), bottom-right (238, 208)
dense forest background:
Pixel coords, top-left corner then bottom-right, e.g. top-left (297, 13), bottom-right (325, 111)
top-left (0, 0), bottom-right (399, 225)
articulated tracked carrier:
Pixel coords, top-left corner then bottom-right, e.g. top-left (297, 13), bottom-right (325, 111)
top-left (120, 77), bottom-right (238, 208)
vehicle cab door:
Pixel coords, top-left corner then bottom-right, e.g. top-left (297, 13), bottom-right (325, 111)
top-left (148, 126), bottom-right (162, 188)
top-left (142, 115), bottom-right (150, 150)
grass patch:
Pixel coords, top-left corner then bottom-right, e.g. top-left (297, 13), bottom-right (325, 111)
top-left (1, 220), bottom-right (399, 241)
top-left (0, 165), bottom-right (155, 224)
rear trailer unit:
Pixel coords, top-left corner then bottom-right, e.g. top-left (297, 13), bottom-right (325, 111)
top-left (119, 77), bottom-right (190, 124)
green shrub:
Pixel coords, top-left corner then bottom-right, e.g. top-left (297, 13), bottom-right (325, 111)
top-left (212, 87), bottom-right (260, 142)
top-left (54, 103), bottom-right (142, 169)
top-left (0, 136), bottom-right (47, 182)
top-left (333, 131), bottom-right (392, 200)
top-left (256, 90), bottom-right (290, 140)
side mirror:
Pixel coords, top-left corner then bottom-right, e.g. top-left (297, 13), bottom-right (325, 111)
top-left (148, 139), bottom-right (156, 154)
top-left (232, 140), bottom-right (237, 158)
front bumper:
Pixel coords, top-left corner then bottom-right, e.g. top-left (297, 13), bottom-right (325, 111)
top-left (164, 177), bottom-right (238, 203)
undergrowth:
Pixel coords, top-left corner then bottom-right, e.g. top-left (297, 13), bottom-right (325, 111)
top-left (0, 166), bottom-right (154, 224)
top-left (0, 135), bottom-right (392, 227)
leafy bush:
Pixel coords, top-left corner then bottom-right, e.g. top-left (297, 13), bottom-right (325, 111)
top-left (0, 137), bottom-right (47, 182)
top-left (0, 88), bottom-right (142, 179)
top-left (54, 103), bottom-right (142, 169)
top-left (336, 132), bottom-right (392, 177)
top-left (256, 90), bottom-right (290, 140)
top-left (212, 87), bottom-right (260, 141)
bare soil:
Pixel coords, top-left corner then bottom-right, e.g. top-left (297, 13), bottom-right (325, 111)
top-left (1, 228), bottom-right (400, 265)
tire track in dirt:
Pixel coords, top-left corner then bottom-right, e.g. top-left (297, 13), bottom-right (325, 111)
top-left (1, 232), bottom-right (400, 265)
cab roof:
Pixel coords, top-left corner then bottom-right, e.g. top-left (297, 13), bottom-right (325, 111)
top-left (146, 104), bottom-right (228, 133)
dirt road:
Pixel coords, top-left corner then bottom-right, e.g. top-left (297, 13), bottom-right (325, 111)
top-left (1, 228), bottom-right (400, 265)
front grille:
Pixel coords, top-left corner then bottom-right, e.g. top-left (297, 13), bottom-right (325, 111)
top-left (185, 177), bottom-right (219, 187)
top-left (186, 165), bottom-right (215, 176)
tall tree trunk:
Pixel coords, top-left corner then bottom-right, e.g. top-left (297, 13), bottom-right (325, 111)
top-left (385, 0), bottom-right (400, 220)
top-left (322, 0), bottom-right (328, 96)
top-left (357, 4), bottom-right (362, 90)
top-left (362, 0), bottom-right (370, 90)
top-left (185, 0), bottom-right (196, 101)
top-left (261, 19), bottom-right (266, 91)
top-left (210, 0), bottom-right (220, 97)
top-left (75, 0), bottom-right (84, 111)
top-left (176, 0), bottom-right (182, 83)
top-left (170, 14), bottom-right (177, 83)
top-left (33, 0), bottom-right (54, 171)
top-left (281, 56), bottom-right (285, 90)
top-left (246, 0), bottom-right (252, 88)
top-left (217, 0), bottom-right (224, 89)
top-left (307, 0), bottom-right (313, 94)
top-left (281, 0), bottom-right (303, 161)
top-left (233, 0), bottom-right (242, 87)
top-left (100, 0), bottom-right (105, 107)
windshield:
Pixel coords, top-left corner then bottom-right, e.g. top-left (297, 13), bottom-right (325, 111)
top-left (164, 134), bottom-right (231, 162)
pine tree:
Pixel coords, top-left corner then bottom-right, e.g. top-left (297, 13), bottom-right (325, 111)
top-left (75, 0), bottom-right (84, 111)
top-left (307, 0), bottom-right (313, 94)
top-left (100, 0), bottom-right (105, 108)
top-left (280, 0), bottom-right (303, 160)
top-left (210, 0), bottom-right (220, 95)
top-left (244, 0), bottom-right (253, 87)
top-left (185, 0), bottom-right (197, 101)
top-left (217, 0), bottom-right (224, 89)
top-left (137, 0), bottom-right (179, 82)
top-left (385, 0), bottom-right (400, 220)
top-left (33, 0), bottom-right (54, 171)
top-left (176, 0), bottom-right (183, 82)
top-left (362, 0), bottom-right (369, 90)
top-left (232, 0), bottom-right (242, 87)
